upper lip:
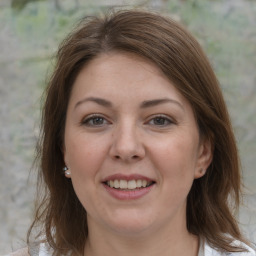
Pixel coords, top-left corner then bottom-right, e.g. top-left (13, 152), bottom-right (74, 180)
top-left (102, 174), bottom-right (155, 183)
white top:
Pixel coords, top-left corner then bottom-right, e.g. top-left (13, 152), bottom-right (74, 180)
top-left (5, 238), bottom-right (256, 256)
top-left (34, 238), bottom-right (256, 256)
top-left (198, 237), bottom-right (256, 256)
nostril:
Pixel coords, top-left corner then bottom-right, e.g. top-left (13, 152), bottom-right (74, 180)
top-left (114, 154), bottom-right (139, 160)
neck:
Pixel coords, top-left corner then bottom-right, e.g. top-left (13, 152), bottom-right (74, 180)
top-left (84, 217), bottom-right (199, 256)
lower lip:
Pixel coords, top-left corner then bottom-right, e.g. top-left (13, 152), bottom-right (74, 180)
top-left (103, 183), bottom-right (155, 200)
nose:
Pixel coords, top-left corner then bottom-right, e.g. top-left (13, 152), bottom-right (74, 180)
top-left (109, 122), bottom-right (145, 162)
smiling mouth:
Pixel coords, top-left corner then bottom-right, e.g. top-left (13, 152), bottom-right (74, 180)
top-left (104, 179), bottom-right (155, 190)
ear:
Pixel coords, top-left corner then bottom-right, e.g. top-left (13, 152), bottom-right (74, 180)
top-left (62, 143), bottom-right (70, 176)
top-left (194, 137), bottom-right (213, 179)
top-left (63, 152), bottom-right (69, 172)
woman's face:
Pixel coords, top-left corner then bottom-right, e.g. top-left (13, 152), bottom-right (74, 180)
top-left (64, 52), bottom-right (211, 236)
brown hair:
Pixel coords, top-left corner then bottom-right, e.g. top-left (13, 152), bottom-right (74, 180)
top-left (28, 9), bottom-right (248, 255)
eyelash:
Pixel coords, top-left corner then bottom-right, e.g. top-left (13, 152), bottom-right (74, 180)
top-left (81, 114), bottom-right (110, 127)
top-left (146, 115), bottom-right (175, 127)
top-left (81, 114), bottom-right (175, 128)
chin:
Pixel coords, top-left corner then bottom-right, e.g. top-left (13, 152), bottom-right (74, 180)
top-left (110, 222), bottom-right (152, 236)
top-left (104, 210), bottom-right (156, 236)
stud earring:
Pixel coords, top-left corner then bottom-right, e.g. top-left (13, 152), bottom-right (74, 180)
top-left (63, 166), bottom-right (71, 177)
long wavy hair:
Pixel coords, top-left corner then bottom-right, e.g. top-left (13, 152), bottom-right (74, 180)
top-left (28, 9), bottom-right (248, 255)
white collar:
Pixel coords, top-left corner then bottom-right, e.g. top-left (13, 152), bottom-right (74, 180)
top-left (31, 237), bottom-right (256, 256)
top-left (199, 237), bottom-right (256, 256)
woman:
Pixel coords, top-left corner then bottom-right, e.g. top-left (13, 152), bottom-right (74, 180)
top-left (8, 9), bottom-right (256, 256)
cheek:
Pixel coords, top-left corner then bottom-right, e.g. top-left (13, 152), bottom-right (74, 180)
top-left (153, 135), bottom-right (198, 169)
top-left (64, 135), bottom-right (108, 209)
top-left (149, 134), bottom-right (199, 190)
top-left (64, 130), bottom-right (108, 173)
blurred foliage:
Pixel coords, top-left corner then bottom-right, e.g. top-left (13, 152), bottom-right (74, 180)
top-left (11, 0), bottom-right (46, 12)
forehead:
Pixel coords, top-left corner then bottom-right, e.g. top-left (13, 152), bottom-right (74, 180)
top-left (70, 52), bottom-right (186, 103)
top-left (77, 52), bottom-right (163, 84)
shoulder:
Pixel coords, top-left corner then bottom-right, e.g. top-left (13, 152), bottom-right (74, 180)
top-left (204, 239), bottom-right (256, 256)
top-left (231, 240), bottom-right (256, 256)
top-left (3, 243), bottom-right (52, 256)
top-left (3, 248), bottom-right (29, 256)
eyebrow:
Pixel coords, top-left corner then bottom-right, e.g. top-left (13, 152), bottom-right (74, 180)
top-left (140, 98), bottom-right (184, 110)
top-left (74, 97), bottom-right (113, 109)
top-left (74, 97), bottom-right (184, 111)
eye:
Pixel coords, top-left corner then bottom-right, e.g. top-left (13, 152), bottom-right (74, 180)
top-left (81, 114), bottom-right (110, 127)
top-left (147, 115), bottom-right (174, 126)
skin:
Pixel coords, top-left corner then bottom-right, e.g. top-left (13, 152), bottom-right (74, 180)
top-left (64, 52), bottom-right (212, 256)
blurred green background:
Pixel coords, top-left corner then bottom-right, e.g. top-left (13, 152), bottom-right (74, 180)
top-left (0, 0), bottom-right (255, 253)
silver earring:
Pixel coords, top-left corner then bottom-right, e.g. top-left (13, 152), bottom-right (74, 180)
top-left (63, 166), bottom-right (71, 176)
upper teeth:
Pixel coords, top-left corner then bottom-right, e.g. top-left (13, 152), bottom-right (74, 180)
top-left (107, 179), bottom-right (151, 189)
